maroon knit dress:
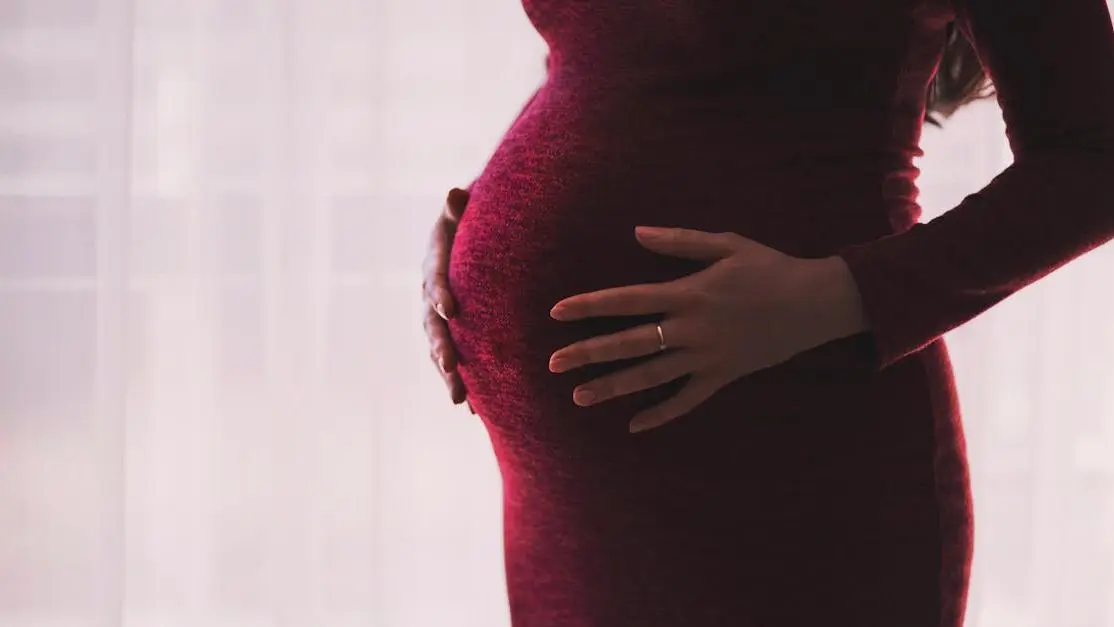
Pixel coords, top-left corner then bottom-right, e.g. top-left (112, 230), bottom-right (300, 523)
top-left (446, 0), bottom-right (1114, 624)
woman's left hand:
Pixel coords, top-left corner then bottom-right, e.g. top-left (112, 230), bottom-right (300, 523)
top-left (548, 226), bottom-right (867, 433)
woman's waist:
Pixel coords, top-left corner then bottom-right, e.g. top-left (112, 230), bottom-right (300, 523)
top-left (467, 95), bottom-right (920, 257)
top-left (520, 74), bottom-right (924, 160)
top-left (449, 176), bottom-right (903, 369)
top-left (461, 163), bottom-right (915, 262)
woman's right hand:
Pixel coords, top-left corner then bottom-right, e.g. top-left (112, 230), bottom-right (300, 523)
top-left (422, 187), bottom-right (470, 407)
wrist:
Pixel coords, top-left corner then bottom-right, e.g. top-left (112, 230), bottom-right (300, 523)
top-left (799, 255), bottom-right (869, 342)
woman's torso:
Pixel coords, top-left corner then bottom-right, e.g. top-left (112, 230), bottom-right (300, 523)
top-left (449, 0), bottom-right (956, 433)
top-left (444, 3), bottom-right (973, 623)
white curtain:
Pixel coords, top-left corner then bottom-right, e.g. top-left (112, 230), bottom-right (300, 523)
top-left (0, 0), bottom-right (1111, 625)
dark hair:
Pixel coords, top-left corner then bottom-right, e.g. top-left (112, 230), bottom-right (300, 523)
top-left (925, 22), bottom-right (995, 125)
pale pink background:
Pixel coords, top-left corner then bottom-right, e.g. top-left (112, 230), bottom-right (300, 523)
top-left (0, 0), bottom-right (1112, 625)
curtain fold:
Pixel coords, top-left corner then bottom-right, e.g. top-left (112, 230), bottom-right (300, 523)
top-left (0, 0), bottom-right (1111, 625)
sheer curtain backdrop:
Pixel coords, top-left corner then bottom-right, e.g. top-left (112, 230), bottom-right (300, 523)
top-left (0, 0), bottom-right (1112, 626)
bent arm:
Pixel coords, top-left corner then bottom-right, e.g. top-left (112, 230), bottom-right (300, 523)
top-left (835, 0), bottom-right (1114, 369)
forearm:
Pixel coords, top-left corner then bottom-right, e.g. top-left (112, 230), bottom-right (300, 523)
top-left (831, 0), bottom-right (1114, 369)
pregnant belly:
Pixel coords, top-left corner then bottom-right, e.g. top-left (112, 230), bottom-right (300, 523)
top-left (447, 91), bottom-right (899, 437)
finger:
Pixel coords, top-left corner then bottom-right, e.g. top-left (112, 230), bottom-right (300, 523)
top-left (550, 283), bottom-right (676, 321)
top-left (570, 350), bottom-right (694, 406)
top-left (422, 278), bottom-right (454, 319)
top-left (422, 218), bottom-right (458, 319)
top-left (443, 369), bottom-right (468, 405)
top-left (444, 187), bottom-right (469, 222)
top-left (423, 309), bottom-right (467, 404)
top-left (549, 321), bottom-right (679, 373)
top-left (424, 308), bottom-right (460, 374)
top-left (431, 352), bottom-right (466, 404)
top-left (634, 227), bottom-right (742, 261)
top-left (628, 376), bottom-right (719, 433)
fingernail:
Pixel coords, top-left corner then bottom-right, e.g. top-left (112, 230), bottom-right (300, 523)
top-left (573, 389), bottom-right (596, 406)
top-left (438, 356), bottom-right (449, 373)
top-left (466, 401), bottom-right (476, 415)
top-left (548, 356), bottom-right (567, 373)
top-left (629, 419), bottom-right (651, 433)
top-left (549, 305), bottom-right (567, 320)
top-left (435, 303), bottom-right (448, 320)
top-left (635, 226), bottom-right (665, 239)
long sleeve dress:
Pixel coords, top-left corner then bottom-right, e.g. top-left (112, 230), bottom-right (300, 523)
top-left (445, 0), bottom-right (1114, 625)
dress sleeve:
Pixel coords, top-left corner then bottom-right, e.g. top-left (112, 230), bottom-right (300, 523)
top-left (836, 0), bottom-right (1114, 369)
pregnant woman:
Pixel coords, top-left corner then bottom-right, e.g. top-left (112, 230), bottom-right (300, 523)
top-left (421, 1), bottom-right (1114, 625)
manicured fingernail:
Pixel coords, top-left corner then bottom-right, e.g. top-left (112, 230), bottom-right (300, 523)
top-left (550, 305), bottom-right (568, 320)
top-left (635, 226), bottom-right (665, 239)
top-left (548, 356), bottom-right (567, 373)
top-left (435, 303), bottom-right (448, 320)
top-left (573, 389), bottom-right (596, 406)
